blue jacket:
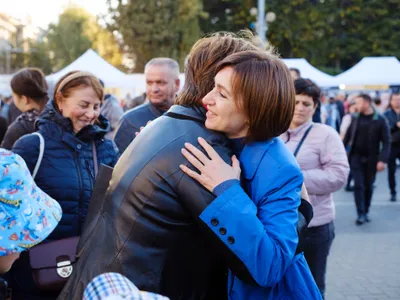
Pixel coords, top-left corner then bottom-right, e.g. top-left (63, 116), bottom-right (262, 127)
top-left (12, 101), bottom-right (119, 240)
top-left (200, 138), bottom-right (321, 299)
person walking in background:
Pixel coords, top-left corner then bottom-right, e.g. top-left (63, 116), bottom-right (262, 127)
top-left (289, 67), bottom-right (301, 80)
top-left (7, 71), bottom-right (119, 300)
top-left (384, 92), bottom-right (400, 202)
top-left (280, 78), bottom-right (349, 299)
top-left (1, 68), bottom-right (49, 150)
top-left (114, 58), bottom-right (180, 153)
top-left (98, 80), bottom-right (124, 139)
top-left (324, 93), bottom-right (341, 132)
top-left (344, 94), bottom-right (390, 225)
top-left (340, 99), bottom-right (358, 192)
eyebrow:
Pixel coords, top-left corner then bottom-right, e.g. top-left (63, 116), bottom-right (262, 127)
top-left (216, 83), bottom-right (231, 97)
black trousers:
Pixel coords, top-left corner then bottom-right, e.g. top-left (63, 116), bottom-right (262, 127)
top-left (304, 222), bottom-right (335, 299)
top-left (350, 154), bottom-right (377, 216)
top-left (388, 145), bottom-right (400, 195)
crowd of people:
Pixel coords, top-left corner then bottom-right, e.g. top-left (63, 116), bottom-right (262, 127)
top-left (0, 30), bottom-right (397, 300)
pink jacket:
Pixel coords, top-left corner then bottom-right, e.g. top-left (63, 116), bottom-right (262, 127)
top-left (280, 122), bottom-right (350, 227)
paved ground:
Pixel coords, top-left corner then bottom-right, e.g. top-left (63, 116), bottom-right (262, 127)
top-left (326, 170), bottom-right (400, 300)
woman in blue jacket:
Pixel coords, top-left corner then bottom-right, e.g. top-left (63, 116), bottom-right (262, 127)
top-left (180, 51), bottom-right (321, 299)
top-left (8, 71), bottom-right (119, 299)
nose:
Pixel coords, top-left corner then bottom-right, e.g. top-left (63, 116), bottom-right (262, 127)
top-left (85, 108), bottom-right (96, 120)
top-left (151, 84), bottom-right (160, 94)
top-left (202, 89), bottom-right (216, 107)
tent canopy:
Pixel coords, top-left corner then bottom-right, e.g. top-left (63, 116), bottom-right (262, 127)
top-left (46, 49), bottom-right (127, 87)
top-left (282, 58), bottom-right (335, 87)
top-left (333, 56), bottom-right (400, 86)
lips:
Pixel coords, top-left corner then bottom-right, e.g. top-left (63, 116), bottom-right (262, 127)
top-left (206, 110), bottom-right (217, 117)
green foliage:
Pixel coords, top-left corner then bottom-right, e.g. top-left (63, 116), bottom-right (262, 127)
top-left (46, 6), bottom-right (123, 72)
top-left (107, 0), bottom-right (204, 72)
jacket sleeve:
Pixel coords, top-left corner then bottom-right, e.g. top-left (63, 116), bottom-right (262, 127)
top-left (113, 116), bottom-right (139, 154)
top-left (378, 117), bottom-right (391, 163)
top-left (11, 133), bottom-right (40, 174)
top-left (176, 135), bottom-right (258, 285)
top-left (105, 99), bottom-right (124, 132)
top-left (343, 116), bottom-right (355, 148)
top-left (302, 129), bottom-right (349, 195)
top-left (199, 163), bottom-right (303, 288)
top-left (1, 120), bottom-right (26, 150)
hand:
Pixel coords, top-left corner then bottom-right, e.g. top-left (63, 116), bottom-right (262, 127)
top-left (301, 183), bottom-right (311, 204)
top-left (135, 120), bottom-right (153, 136)
top-left (179, 137), bottom-right (241, 193)
top-left (397, 121), bottom-right (400, 128)
top-left (376, 161), bottom-right (386, 172)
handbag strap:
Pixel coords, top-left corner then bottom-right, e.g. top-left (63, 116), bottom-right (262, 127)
top-left (92, 141), bottom-right (98, 178)
top-left (32, 132), bottom-right (45, 179)
top-left (293, 125), bottom-right (313, 157)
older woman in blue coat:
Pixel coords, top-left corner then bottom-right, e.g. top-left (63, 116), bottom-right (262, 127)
top-left (8, 71), bottom-right (119, 299)
top-left (180, 51), bottom-right (322, 299)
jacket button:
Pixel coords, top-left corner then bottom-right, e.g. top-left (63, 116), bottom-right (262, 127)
top-left (228, 236), bottom-right (235, 244)
top-left (77, 144), bottom-right (82, 150)
top-left (211, 218), bottom-right (219, 226)
top-left (219, 228), bottom-right (227, 235)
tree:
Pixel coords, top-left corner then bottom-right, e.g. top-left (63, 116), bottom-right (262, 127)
top-left (46, 5), bottom-right (123, 72)
top-left (107, 0), bottom-right (204, 72)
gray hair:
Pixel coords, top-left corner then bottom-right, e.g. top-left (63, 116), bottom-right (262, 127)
top-left (145, 58), bottom-right (180, 79)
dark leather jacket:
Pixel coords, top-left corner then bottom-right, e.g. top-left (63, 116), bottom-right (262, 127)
top-left (59, 105), bottom-right (312, 300)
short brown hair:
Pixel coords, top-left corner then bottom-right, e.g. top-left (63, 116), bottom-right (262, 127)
top-left (215, 51), bottom-right (295, 142)
top-left (175, 31), bottom-right (261, 106)
top-left (11, 68), bottom-right (49, 104)
top-left (53, 71), bottom-right (104, 111)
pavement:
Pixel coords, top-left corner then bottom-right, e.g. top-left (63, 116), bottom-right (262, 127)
top-left (326, 169), bottom-right (400, 300)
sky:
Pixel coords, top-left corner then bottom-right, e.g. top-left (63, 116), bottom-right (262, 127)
top-left (0, 0), bottom-right (110, 28)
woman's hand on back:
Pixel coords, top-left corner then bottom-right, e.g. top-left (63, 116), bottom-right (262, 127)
top-left (180, 137), bottom-right (241, 193)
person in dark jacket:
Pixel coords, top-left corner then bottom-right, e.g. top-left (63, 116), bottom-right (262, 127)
top-left (344, 94), bottom-right (390, 225)
top-left (7, 101), bottom-right (22, 125)
top-left (113, 58), bottom-right (180, 154)
top-left (384, 92), bottom-right (400, 202)
top-left (58, 32), bottom-right (272, 300)
top-left (1, 68), bottom-right (49, 150)
top-left (7, 71), bottom-right (119, 300)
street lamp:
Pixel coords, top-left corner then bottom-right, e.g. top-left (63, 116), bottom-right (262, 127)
top-left (251, 1), bottom-right (276, 43)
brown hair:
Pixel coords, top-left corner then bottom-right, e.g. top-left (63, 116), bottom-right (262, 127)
top-left (215, 51), bottom-right (295, 142)
top-left (294, 78), bottom-right (321, 106)
top-left (53, 71), bottom-right (104, 111)
top-left (175, 31), bottom-right (262, 106)
top-left (10, 68), bottom-right (49, 105)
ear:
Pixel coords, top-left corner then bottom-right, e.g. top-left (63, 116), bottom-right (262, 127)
top-left (20, 95), bottom-right (29, 105)
top-left (175, 78), bottom-right (181, 92)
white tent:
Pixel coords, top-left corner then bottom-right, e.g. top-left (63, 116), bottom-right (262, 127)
top-left (46, 49), bottom-right (127, 87)
top-left (333, 56), bottom-right (400, 86)
top-left (282, 58), bottom-right (335, 87)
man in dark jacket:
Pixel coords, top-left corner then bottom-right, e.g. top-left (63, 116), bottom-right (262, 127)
top-left (344, 94), bottom-right (390, 225)
top-left (59, 33), bottom-right (312, 300)
top-left (114, 58), bottom-right (180, 153)
top-left (384, 92), bottom-right (400, 202)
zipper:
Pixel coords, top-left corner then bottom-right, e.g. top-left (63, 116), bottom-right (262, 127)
top-left (86, 160), bottom-right (94, 191)
top-left (74, 152), bottom-right (84, 233)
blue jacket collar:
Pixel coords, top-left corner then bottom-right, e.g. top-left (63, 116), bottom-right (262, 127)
top-left (240, 139), bottom-right (275, 180)
top-left (37, 100), bottom-right (110, 143)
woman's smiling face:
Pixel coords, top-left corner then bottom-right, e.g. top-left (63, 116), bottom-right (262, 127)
top-left (58, 86), bottom-right (101, 133)
top-left (202, 67), bottom-right (248, 139)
